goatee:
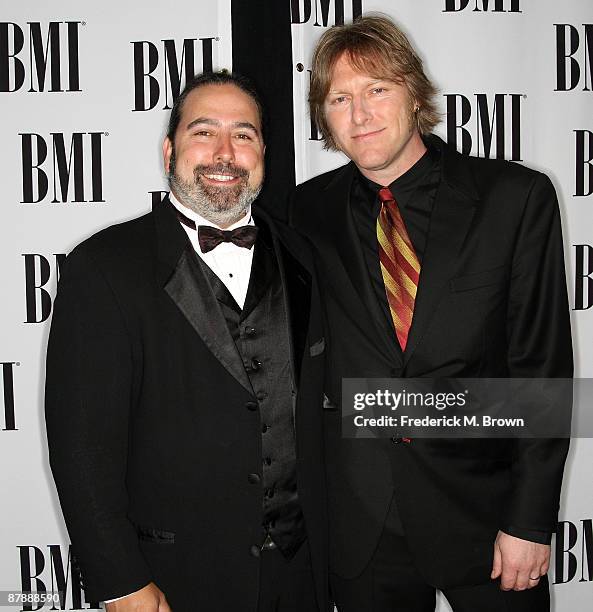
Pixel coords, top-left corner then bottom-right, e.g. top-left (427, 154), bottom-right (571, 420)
top-left (168, 153), bottom-right (262, 227)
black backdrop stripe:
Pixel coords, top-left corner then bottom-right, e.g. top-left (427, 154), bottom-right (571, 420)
top-left (231, 0), bottom-right (296, 220)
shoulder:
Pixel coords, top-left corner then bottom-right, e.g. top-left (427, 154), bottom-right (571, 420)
top-left (437, 133), bottom-right (552, 196)
top-left (435, 136), bottom-right (557, 211)
top-left (294, 162), bottom-right (353, 199)
top-left (61, 211), bottom-right (156, 280)
top-left (290, 162), bottom-right (354, 228)
top-left (468, 155), bottom-right (546, 188)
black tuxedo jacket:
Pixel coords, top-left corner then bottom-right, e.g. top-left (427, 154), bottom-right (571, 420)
top-left (45, 199), bottom-right (328, 611)
top-left (289, 135), bottom-right (572, 588)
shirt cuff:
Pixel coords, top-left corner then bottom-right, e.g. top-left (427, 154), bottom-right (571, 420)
top-left (104, 585), bottom-right (145, 604)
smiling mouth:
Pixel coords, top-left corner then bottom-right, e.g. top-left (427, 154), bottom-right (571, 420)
top-left (202, 173), bottom-right (239, 182)
top-left (194, 163), bottom-right (248, 187)
top-left (352, 128), bottom-right (385, 140)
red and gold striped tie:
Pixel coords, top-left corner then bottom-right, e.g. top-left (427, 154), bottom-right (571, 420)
top-left (377, 187), bottom-right (421, 351)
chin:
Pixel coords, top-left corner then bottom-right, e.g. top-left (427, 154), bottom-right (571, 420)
top-left (357, 155), bottom-right (389, 172)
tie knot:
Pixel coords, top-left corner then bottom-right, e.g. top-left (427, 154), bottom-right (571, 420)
top-left (378, 187), bottom-right (395, 204)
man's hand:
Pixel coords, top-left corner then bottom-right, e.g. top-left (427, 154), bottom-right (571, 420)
top-left (105, 583), bottom-right (171, 611)
top-left (491, 531), bottom-right (550, 591)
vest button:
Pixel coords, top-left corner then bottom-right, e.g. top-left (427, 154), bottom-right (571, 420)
top-left (247, 473), bottom-right (261, 485)
top-left (250, 545), bottom-right (261, 558)
top-left (245, 327), bottom-right (257, 337)
top-left (245, 401), bottom-right (258, 411)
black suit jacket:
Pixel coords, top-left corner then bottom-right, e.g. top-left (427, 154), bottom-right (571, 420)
top-left (45, 199), bottom-right (328, 611)
top-left (289, 135), bottom-right (572, 588)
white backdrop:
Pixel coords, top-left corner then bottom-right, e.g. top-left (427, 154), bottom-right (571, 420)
top-left (0, 1), bottom-right (591, 610)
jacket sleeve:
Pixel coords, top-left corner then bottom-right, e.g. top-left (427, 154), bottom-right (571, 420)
top-left (44, 247), bottom-right (152, 602)
top-left (503, 171), bottom-right (573, 538)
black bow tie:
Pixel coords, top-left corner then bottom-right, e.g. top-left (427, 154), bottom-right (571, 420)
top-left (197, 225), bottom-right (259, 253)
top-left (171, 202), bottom-right (258, 253)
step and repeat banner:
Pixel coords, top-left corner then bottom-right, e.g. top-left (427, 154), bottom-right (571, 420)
top-left (0, 0), bottom-right (591, 610)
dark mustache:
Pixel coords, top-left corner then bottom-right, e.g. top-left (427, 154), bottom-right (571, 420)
top-left (194, 163), bottom-right (249, 179)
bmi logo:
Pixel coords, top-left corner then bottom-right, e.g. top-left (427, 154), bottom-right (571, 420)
top-left (0, 21), bottom-right (82, 92)
top-left (20, 132), bottom-right (105, 204)
top-left (574, 245), bottom-right (592, 311)
top-left (18, 545), bottom-right (100, 610)
top-left (574, 130), bottom-right (593, 197)
top-left (291, 0), bottom-right (363, 27)
top-left (555, 24), bottom-right (592, 92)
top-left (444, 93), bottom-right (523, 161)
top-left (443, 0), bottom-right (521, 11)
top-left (23, 254), bottom-right (66, 323)
top-left (132, 35), bottom-right (218, 112)
top-left (554, 519), bottom-right (593, 584)
top-left (1, 361), bottom-right (18, 431)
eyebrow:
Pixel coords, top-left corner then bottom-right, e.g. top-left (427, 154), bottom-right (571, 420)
top-left (328, 79), bottom-right (388, 94)
top-left (186, 117), bottom-right (260, 135)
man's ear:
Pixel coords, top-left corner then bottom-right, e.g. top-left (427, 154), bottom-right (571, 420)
top-left (163, 137), bottom-right (173, 174)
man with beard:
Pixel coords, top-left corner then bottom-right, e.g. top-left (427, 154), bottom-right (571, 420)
top-left (45, 73), bottom-right (328, 612)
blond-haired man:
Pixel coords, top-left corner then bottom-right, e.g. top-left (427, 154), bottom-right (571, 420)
top-left (290, 15), bottom-right (572, 612)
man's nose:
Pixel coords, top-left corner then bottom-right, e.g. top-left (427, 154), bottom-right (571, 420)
top-left (351, 95), bottom-right (371, 125)
top-left (214, 133), bottom-right (234, 164)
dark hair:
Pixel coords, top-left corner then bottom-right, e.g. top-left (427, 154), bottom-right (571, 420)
top-left (309, 14), bottom-right (439, 150)
top-left (166, 71), bottom-right (266, 142)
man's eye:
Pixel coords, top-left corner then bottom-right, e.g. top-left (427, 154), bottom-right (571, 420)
top-left (332, 96), bottom-right (347, 105)
top-left (195, 130), bottom-right (211, 137)
top-left (235, 133), bottom-right (252, 140)
top-left (371, 87), bottom-right (386, 94)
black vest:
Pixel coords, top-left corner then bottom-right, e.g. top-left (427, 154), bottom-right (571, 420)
top-left (196, 220), bottom-right (305, 558)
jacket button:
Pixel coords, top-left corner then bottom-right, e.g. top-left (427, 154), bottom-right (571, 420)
top-left (248, 473), bottom-right (261, 485)
top-left (266, 488), bottom-right (275, 498)
top-left (246, 401), bottom-right (258, 411)
top-left (250, 545), bottom-right (261, 558)
top-left (262, 423), bottom-right (269, 433)
top-left (391, 436), bottom-right (402, 444)
top-left (251, 358), bottom-right (262, 371)
top-left (263, 457), bottom-right (272, 466)
top-left (245, 327), bottom-right (256, 337)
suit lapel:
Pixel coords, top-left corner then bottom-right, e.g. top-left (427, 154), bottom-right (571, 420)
top-left (403, 138), bottom-right (480, 366)
top-left (154, 197), bottom-right (253, 394)
top-left (242, 214), bottom-right (275, 318)
top-left (318, 164), bottom-right (402, 365)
